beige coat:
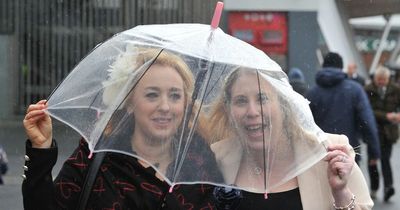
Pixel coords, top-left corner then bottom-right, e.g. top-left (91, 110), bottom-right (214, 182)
top-left (211, 134), bottom-right (373, 210)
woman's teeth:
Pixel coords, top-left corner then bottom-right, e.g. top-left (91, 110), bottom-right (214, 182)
top-left (246, 125), bottom-right (262, 131)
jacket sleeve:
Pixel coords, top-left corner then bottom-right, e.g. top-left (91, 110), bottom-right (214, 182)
top-left (22, 140), bottom-right (58, 210)
top-left (364, 85), bottom-right (389, 124)
top-left (355, 88), bottom-right (381, 159)
top-left (22, 139), bottom-right (90, 210)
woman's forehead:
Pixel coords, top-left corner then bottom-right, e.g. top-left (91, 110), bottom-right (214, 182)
top-left (231, 72), bottom-right (274, 94)
top-left (136, 64), bottom-right (184, 89)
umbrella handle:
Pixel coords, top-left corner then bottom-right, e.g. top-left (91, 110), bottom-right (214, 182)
top-left (211, 1), bottom-right (224, 29)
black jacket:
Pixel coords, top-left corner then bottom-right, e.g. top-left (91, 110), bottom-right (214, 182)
top-left (22, 138), bottom-right (223, 210)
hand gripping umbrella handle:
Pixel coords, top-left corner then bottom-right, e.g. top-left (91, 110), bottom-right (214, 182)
top-left (171, 67), bottom-right (211, 190)
top-left (211, 1), bottom-right (224, 29)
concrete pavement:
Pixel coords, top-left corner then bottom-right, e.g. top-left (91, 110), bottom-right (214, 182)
top-left (358, 143), bottom-right (400, 210)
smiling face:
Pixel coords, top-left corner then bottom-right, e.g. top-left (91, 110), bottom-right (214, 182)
top-left (129, 64), bottom-right (186, 144)
top-left (227, 71), bottom-right (283, 151)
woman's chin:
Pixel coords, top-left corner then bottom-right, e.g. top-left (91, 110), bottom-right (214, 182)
top-left (245, 137), bottom-right (266, 151)
top-left (148, 130), bottom-right (176, 142)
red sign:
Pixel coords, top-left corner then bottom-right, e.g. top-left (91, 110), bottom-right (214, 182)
top-left (228, 12), bottom-right (288, 54)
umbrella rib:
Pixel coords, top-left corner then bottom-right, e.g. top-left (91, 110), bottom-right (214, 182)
top-left (87, 90), bottom-right (101, 111)
top-left (173, 62), bottom-right (216, 182)
top-left (172, 67), bottom-right (209, 177)
top-left (256, 71), bottom-right (268, 193)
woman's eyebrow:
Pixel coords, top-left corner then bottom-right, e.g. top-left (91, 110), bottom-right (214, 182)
top-left (144, 87), bottom-right (160, 91)
top-left (144, 87), bottom-right (183, 92)
top-left (232, 95), bottom-right (247, 99)
top-left (169, 87), bottom-right (183, 92)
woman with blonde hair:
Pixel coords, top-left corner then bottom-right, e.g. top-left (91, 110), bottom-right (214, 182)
top-left (22, 47), bottom-right (222, 209)
top-left (208, 67), bottom-right (374, 210)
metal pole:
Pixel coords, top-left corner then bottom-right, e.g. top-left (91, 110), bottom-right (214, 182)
top-left (369, 15), bottom-right (394, 74)
top-left (388, 33), bottom-right (400, 65)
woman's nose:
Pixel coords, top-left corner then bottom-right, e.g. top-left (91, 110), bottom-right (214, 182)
top-left (246, 101), bottom-right (260, 117)
top-left (158, 96), bottom-right (170, 111)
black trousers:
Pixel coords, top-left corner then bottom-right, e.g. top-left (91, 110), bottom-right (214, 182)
top-left (368, 141), bottom-right (393, 191)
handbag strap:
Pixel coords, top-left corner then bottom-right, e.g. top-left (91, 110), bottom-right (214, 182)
top-left (77, 152), bottom-right (107, 210)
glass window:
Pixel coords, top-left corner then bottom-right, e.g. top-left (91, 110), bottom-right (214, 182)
top-left (262, 30), bottom-right (283, 44)
top-left (233, 30), bottom-right (254, 42)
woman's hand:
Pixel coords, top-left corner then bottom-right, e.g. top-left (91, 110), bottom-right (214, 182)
top-left (324, 144), bottom-right (355, 208)
top-left (23, 100), bottom-right (53, 148)
top-left (325, 144), bottom-right (353, 190)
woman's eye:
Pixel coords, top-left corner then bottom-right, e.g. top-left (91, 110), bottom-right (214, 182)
top-left (259, 94), bottom-right (268, 104)
top-left (233, 97), bottom-right (248, 106)
top-left (170, 93), bottom-right (182, 101)
top-left (145, 92), bottom-right (159, 99)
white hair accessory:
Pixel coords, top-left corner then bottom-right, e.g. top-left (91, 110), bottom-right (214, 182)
top-left (102, 45), bottom-right (140, 107)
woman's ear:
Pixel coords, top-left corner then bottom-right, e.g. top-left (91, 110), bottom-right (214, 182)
top-left (125, 91), bottom-right (136, 114)
top-left (126, 103), bottom-right (135, 114)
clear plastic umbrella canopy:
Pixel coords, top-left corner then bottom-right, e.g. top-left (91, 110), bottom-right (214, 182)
top-left (46, 23), bottom-right (328, 194)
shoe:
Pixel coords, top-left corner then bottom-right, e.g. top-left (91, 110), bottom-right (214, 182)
top-left (384, 187), bottom-right (395, 202)
top-left (370, 190), bottom-right (377, 200)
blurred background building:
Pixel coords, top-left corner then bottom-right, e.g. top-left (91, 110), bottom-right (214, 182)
top-left (0, 0), bottom-right (219, 119)
top-left (223, 0), bottom-right (400, 85)
top-left (0, 0), bottom-right (399, 125)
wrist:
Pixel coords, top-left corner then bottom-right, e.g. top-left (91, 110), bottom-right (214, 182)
top-left (31, 138), bottom-right (53, 149)
top-left (332, 188), bottom-right (353, 208)
top-left (333, 193), bottom-right (356, 210)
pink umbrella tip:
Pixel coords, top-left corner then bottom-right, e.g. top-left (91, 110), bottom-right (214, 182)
top-left (211, 1), bottom-right (224, 29)
top-left (168, 185), bottom-right (174, 193)
top-left (88, 152), bottom-right (93, 159)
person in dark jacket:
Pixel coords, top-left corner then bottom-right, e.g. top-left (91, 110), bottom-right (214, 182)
top-left (306, 52), bottom-right (380, 165)
top-left (365, 65), bottom-right (400, 202)
top-left (288, 67), bottom-right (308, 96)
top-left (347, 62), bottom-right (366, 86)
top-left (22, 49), bottom-right (223, 210)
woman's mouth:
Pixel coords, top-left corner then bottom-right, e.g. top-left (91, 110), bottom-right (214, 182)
top-left (153, 117), bottom-right (172, 126)
top-left (244, 124), bottom-right (267, 138)
top-left (246, 124), bottom-right (264, 131)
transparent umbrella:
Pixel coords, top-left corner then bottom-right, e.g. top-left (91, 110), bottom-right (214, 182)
top-left (45, 3), bottom-right (328, 195)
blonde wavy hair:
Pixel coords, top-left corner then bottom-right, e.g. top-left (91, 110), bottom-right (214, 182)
top-left (102, 46), bottom-right (209, 139)
top-left (103, 47), bottom-right (194, 106)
